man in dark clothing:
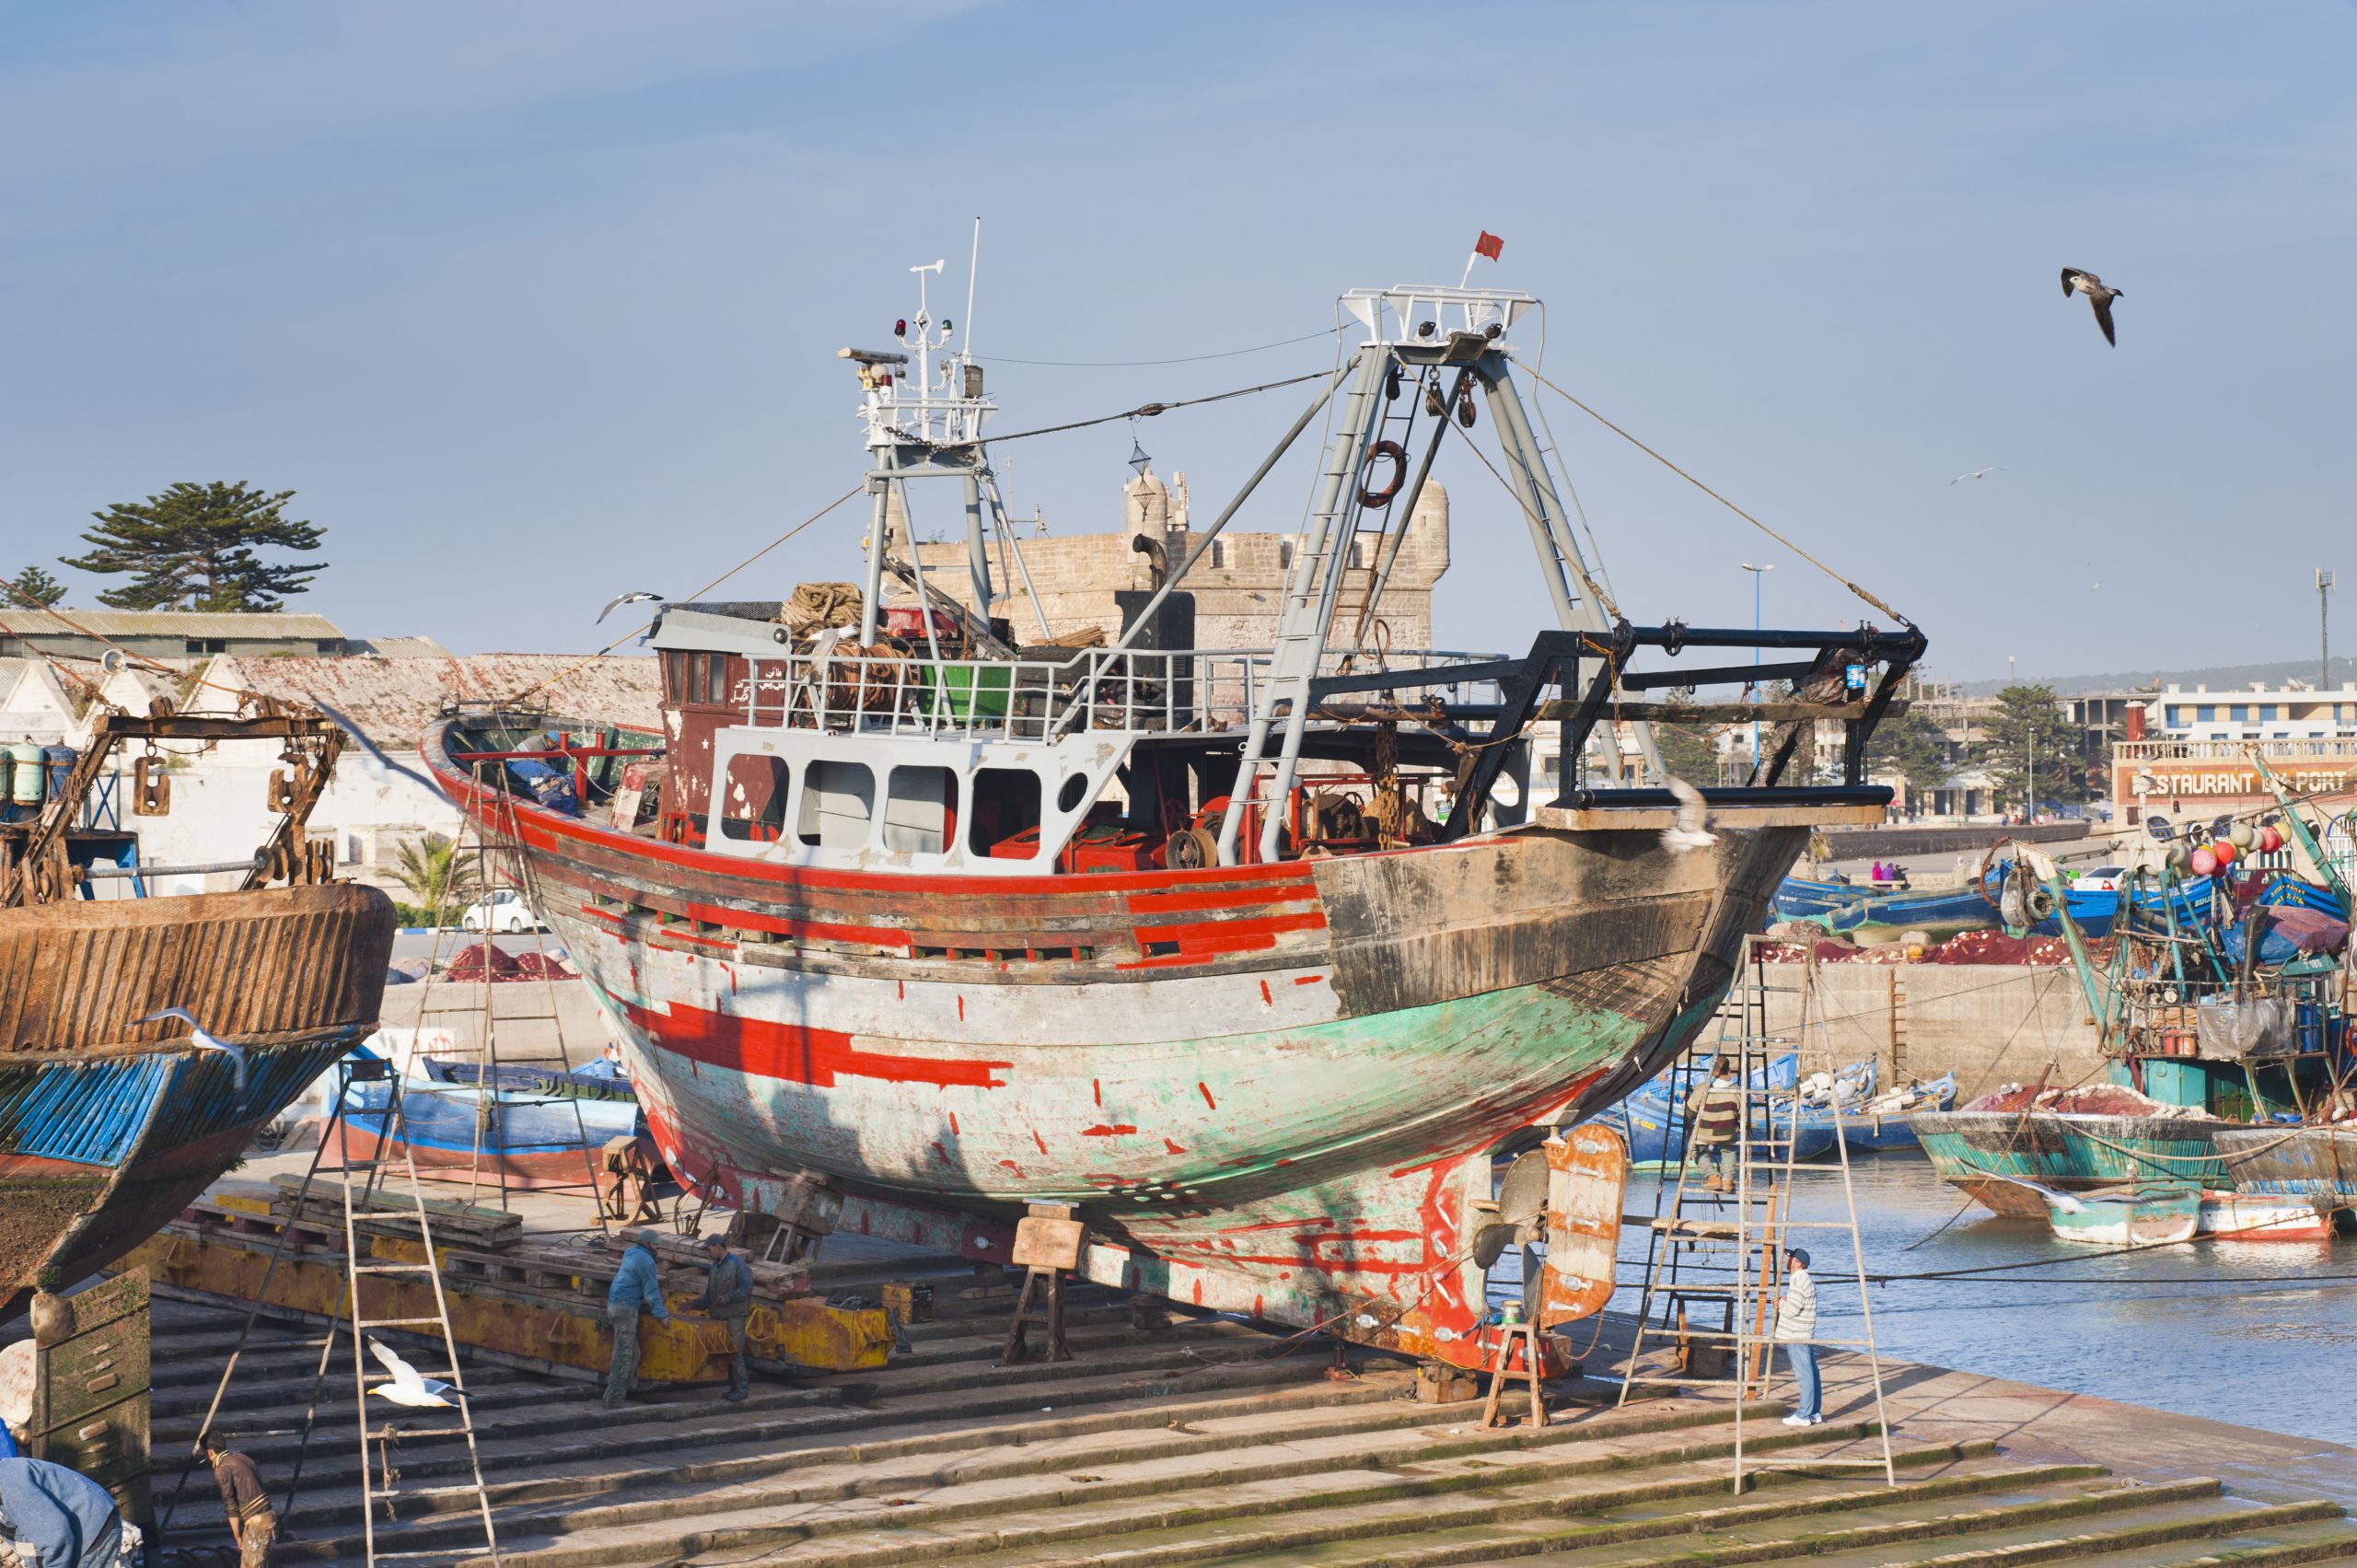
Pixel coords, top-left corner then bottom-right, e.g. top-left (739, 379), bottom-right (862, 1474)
top-left (201, 1430), bottom-right (274, 1567)
top-left (691, 1234), bottom-right (754, 1402)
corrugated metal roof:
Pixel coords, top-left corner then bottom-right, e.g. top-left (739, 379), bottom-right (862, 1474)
top-left (198, 653), bottom-right (661, 747)
top-left (0, 610), bottom-right (345, 638)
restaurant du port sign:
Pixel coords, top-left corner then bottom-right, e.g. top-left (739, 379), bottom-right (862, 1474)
top-left (2126, 761), bottom-right (2357, 798)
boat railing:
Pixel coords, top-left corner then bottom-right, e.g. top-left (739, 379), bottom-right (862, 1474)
top-left (734, 644), bottom-right (1511, 741)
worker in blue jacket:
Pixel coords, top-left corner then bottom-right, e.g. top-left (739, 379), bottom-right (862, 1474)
top-left (604, 1228), bottom-right (671, 1411)
top-left (0, 1456), bottom-right (122, 1567)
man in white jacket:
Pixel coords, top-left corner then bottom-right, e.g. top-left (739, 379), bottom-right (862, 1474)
top-left (1775, 1248), bottom-right (1820, 1426)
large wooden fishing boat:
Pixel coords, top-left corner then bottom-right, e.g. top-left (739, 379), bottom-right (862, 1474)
top-left (430, 274), bottom-right (1922, 1365)
top-left (0, 704), bottom-right (395, 1317)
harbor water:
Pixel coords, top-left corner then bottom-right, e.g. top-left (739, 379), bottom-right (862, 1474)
top-left (1569, 1155), bottom-right (2357, 1448)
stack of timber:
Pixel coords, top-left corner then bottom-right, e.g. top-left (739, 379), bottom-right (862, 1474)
top-left (140, 1248), bottom-right (2357, 1567)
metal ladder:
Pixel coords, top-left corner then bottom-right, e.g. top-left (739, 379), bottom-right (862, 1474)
top-left (1617, 935), bottom-right (1894, 1491)
top-left (1217, 351), bottom-right (1387, 865)
top-left (331, 1070), bottom-right (505, 1562)
top-left (401, 764), bottom-right (614, 1226)
top-left (168, 1056), bottom-right (505, 1562)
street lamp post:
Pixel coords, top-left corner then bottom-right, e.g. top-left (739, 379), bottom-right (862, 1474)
top-left (1740, 563), bottom-right (1773, 774)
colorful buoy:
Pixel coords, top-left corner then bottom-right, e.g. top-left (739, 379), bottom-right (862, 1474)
top-left (2190, 847), bottom-right (2219, 876)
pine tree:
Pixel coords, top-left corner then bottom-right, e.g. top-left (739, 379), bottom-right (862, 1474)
top-left (64, 482), bottom-right (326, 611)
top-left (2, 565), bottom-right (65, 608)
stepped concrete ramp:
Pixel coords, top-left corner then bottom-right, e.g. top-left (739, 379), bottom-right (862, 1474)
top-left (134, 1225), bottom-right (2357, 1567)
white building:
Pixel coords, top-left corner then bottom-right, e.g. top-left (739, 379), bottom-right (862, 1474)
top-left (2144, 682), bottom-right (2357, 741)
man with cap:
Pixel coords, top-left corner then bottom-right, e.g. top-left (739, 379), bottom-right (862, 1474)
top-left (603, 1228), bottom-right (671, 1411)
top-left (690, 1234), bottom-right (755, 1402)
top-left (1776, 1247), bottom-right (1821, 1426)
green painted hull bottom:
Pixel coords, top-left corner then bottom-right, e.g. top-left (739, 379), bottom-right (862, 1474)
top-left (1915, 1112), bottom-right (2226, 1217)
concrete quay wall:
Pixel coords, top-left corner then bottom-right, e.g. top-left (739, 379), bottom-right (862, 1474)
top-left (1759, 961), bottom-right (2105, 1099)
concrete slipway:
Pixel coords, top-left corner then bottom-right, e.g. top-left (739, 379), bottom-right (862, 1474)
top-left (137, 1175), bottom-right (2357, 1568)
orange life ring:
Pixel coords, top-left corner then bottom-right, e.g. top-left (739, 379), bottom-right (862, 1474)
top-left (1355, 440), bottom-right (1407, 508)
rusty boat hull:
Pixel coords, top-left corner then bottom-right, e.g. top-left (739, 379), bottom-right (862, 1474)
top-left (0, 883), bottom-right (394, 1316)
top-left (430, 722), bottom-right (1826, 1366)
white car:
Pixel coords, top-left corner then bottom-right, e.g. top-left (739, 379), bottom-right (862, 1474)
top-left (459, 889), bottom-right (543, 934)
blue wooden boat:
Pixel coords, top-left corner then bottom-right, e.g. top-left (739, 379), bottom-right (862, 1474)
top-left (1587, 1052), bottom-right (1836, 1168)
top-left (418, 1054), bottom-right (637, 1103)
top-left (1770, 878), bottom-right (1991, 933)
top-left (334, 1076), bottom-right (644, 1188)
top-left (0, 882), bottom-right (394, 1322)
top-left (1841, 1070), bottom-right (1957, 1152)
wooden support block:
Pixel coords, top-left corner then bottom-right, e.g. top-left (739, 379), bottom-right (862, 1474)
top-left (999, 1266), bottom-right (1074, 1365)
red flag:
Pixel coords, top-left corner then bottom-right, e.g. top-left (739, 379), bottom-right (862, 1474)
top-left (1473, 230), bottom-right (1504, 261)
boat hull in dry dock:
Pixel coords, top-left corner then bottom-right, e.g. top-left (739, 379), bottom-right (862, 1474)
top-left (433, 726), bottom-right (1809, 1366)
top-left (0, 884), bottom-right (394, 1317)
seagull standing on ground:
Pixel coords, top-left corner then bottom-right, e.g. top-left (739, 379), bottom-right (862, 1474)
top-left (138, 1006), bottom-right (249, 1094)
top-left (1950, 467), bottom-right (2004, 485)
top-left (2060, 268), bottom-right (2122, 345)
top-left (367, 1339), bottom-right (457, 1407)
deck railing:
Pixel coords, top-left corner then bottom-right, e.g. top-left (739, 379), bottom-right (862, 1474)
top-left (2116, 737), bottom-right (2357, 764)
top-left (733, 644), bottom-right (1512, 742)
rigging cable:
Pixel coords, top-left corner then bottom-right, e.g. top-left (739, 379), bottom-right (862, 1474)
top-left (500, 484), bottom-right (864, 707)
top-left (1510, 354), bottom-right (1912, 631)
top-left (976, 325), bottom-right (1344, 368)
top-left (911, 368), bottom-right (1335, 451)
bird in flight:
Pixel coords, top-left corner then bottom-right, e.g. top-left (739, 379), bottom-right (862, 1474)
top-left (598, 590), bottom-right (666, 625)
top-left (1950, 467), bottom-right (2004, 485)
top-left (1660, 773), bottom-right (1718, 854)
top-left (367, 1338), bottom-right (457, 1407)
top-left (2060, 268), bottom-right (2122, 346)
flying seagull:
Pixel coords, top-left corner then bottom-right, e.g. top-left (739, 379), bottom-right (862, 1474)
top-left (1660, 773), bottom-right (1717, 854)
top-left (366, 1338), bottom-right (456, 1408)
top-left (1950, 467), bottom-right (2004, 485)
top-left (598, 591), bottom-right (666, 625)
top-left (138, 1006), bottom-right (248, 1094)
top-left (2060, 268), bottom-right (2121, 346)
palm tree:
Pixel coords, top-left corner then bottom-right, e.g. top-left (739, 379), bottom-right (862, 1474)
top-left (390, 833), bottom-right (480, 926)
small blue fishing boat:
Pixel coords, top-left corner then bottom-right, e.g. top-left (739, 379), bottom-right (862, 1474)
top-left (1587, 1052), bottom-right (1836, 1168)
top-left (418, 1054), bottom-right (637, 1103)
top-left (1841, 1070), bottom-right (1957, 1153)
top-left (334, 1076), bottom-right (644, 1188)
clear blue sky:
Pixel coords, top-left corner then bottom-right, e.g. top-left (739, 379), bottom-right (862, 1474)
top-left (2, 2), bottom-right (2350, 683)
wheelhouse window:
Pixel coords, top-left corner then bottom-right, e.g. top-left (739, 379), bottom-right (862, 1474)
top-left (882, 766), bottom-right (958, 854)
top-left (967, 768), bottom-right (1042, 859)
top-left (796, 760), bottom-right (876, 849)
top-left (718, 753), bottom-right (791, 842)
